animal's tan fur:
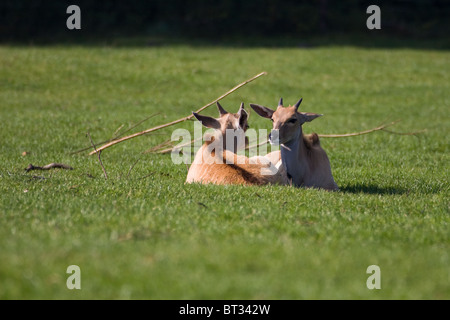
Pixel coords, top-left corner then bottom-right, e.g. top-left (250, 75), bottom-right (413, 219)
top-left (185, 103), bottom-right (287, 186)
top-left (186, 143), bottom-right (286, 185)
top-left (251, 100), bottom-right (338, 191)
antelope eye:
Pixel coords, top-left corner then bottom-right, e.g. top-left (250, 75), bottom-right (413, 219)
top-left (288, 118), bottom-right (297, 124)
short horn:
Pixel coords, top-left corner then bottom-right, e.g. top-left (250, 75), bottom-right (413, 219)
top-left (278, 97), bottom-right (283, 106)
top-left (239, 102), bottom-right (244, 110)
top-left (294, 98), bottom-right (303, 111)
top-left (216, 101), bottom-right (228, 115)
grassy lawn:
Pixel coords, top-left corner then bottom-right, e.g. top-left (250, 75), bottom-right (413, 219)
top-left (0, 42), bottom-right (448, 299)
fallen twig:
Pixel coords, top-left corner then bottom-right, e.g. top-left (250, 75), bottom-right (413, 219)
top-left (87, 132), bottom-right (108, 180)
top-left (30, 176), bottom-right (46, 180)
top-left (88, 72), bottom-right (268, 155)
top-left (156, 121), bottom-right (404, 153)
top-left (71, 113), bottom-right (160, 155)
top-left (149, 120), bottom-right (426, 154)
top-left (380, 128), bottom-right (427, 136)
top-left (144, 138), bottom-right (176, 154)
top-left (245, 138), bottom-right (271, 152)
top-left (247, 121), bottom-right (427, 149)
top-left (126, 158), bottom-right (141, 179)
top-left (153, 137), bottom-right (203, 154)
top-left (318, 120), bottom-right (401, 138)
top-left (25, 163), bottom-right (73, 172)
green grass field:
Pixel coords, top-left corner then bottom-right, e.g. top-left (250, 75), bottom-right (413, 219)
top-left (0, 41), bottom-right (448, 299)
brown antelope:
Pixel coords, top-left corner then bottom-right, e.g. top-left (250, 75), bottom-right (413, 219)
top-left (250, 98), bottom-right (338, 191)
top-left (185, 102), bottom-right (287, 186)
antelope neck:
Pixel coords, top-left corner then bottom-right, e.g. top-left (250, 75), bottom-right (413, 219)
top-left (280, 127), bottom-right (304, 185)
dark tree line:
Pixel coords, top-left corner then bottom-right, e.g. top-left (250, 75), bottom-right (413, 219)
top-left (0, 0), bottom-right (448, 41)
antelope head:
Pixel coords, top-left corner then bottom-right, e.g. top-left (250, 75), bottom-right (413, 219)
top-left (250, 98), bottom-right (322, 145)
top-left (192, 101), bottom-right (249, 152)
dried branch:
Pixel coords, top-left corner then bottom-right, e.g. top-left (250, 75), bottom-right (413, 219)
top-left (126, 157), bottom-right (141, 179)
top-left (25, 163), bottom-right (73, 172)
top-left (154, 137), bottom-right (203, 154)
top-left (88, 72), bottom-right (268, 155)
top-left (87, 132), bottom-right (108, 180)
top-left (151, 120), bottom-right (425, 154)
top-left (71, 113), bottom-right (160, 155)
top-left (144, 138), bottom-right (175, 154)
top-left (112, 124), bottom-right (125, 138)
top-left (318, 120), bottom-right (401, 138)
top-left (245, 138), bottom-right (271, 151)
top-left (380, 128), bottom-right (427, 136)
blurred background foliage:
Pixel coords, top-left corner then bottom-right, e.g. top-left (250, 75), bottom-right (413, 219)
top-left (0, 0), bottom-right (449, 43)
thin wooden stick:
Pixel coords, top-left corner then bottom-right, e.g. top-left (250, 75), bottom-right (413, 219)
top-left (157, 121), bottom-right (402, 153)
top-left (126, 158), bottom-right (141, 179)
top-left (87, 132), bottom-right (108, 180)
top-left (318, 120), bottom-right (401, 138)
top-left (25, 163), bottom-right (73, 172)
top-left (155, 136), bottom-right (203, 154)
top-left (380, 128), bottom-right (427, 136)
top-left (244, 120), bottom-right (422, 150)
top-left (112, 124), bottom-right (125, 138)
top-left (245, 138), bottom-right (271, 151)
top-left (144, 138), bottom-right (175, 154)
top-left (71, 113), bottom-right (160, 155)
top-left (89, 72), bottom-right (268, 155)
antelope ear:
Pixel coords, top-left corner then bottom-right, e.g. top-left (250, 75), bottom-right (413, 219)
top-left (237, 105), bottom-right (248, 129)
top-left (192, 112), bottom-right (221, 129)
top-left (249, 104), bottom-right (275, 119)
top-left (301, 112), bottom-right (322, 122)
top-left (237, 102), bottom-right (246, 117)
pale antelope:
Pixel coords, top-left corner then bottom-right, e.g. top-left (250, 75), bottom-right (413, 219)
top-left (250, 98), bottom-right (338, 191)
top-left (185, 102), bottom-right (287, 185)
